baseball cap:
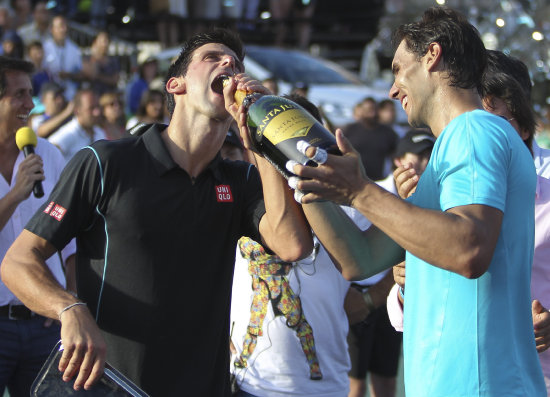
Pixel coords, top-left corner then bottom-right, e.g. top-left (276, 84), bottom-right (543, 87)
top-left (224, 128), bottom-right (243, 149)
top-left (394, 128), bottom-right (435, 158)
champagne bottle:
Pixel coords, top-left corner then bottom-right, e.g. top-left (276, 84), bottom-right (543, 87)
top-left (223, 76), bottom-right (340, 179)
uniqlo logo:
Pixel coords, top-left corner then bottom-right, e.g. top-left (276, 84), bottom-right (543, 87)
top-left (216, 185), bottom-right (233, 202)
top-left (43, 201), bottom-right (55, 214)
top-left (50, 204), bottom-right (67, 221)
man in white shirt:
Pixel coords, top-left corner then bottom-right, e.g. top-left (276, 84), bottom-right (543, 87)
top-left (48, 88), bottom-right (106, 162)
top-left (0, 56), bottom-right (75, 397)
top-left (42, 14), bottom-right (82, 100)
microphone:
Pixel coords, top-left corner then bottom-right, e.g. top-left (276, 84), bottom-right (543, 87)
top-left (15, 127), bottom-right (44, 198)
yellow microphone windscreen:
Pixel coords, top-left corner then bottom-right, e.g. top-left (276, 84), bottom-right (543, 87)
top-left (15, 127), bottom-right (37, 151)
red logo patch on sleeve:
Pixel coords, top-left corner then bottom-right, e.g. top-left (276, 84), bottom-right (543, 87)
top-left (50, 204), bottom-right (67, 221)
top-left (43, 201), bottom-right (55, 214)
top-left (215, 185), bottom-right (233, 202)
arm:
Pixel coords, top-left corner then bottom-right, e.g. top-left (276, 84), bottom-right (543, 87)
top-left (0, 154), bottom-right (45, 230)
top-left (64, 253), bottom-right (77, 294)
top-left (1, 230), bottom-right (106, 391)
top-left (293, 130), bottom-right (502, 279)
top-left (37, 102), bottom-right (74, 138)
top-left (224, 74), bottom-right (313, 261)
top-left (302, 201), bottom-right (403, 280)
top-left (254, 154), bottom-right (313, 261)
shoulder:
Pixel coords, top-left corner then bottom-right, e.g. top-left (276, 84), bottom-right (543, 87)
top-left (48, 119), bottom-right (78, 142)
top-left (219, 159), bottom-right (258, 181)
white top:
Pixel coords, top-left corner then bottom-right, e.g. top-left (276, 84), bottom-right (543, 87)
top-left (533, 140), bottom-right (550, 178)
top-left (48, 118), bottom-right (106, 162)
top-left (0, 138), bottom-right (76, 305)
top-left (42, 37), bottom-right (82, 100)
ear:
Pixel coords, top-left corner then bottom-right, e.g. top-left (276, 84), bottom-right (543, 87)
top-left (424, 42), bottom-right (443, 72)
top-left (166, 76), bottom-right (185, 95)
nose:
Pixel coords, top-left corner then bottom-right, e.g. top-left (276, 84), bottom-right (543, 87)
top-left (389, 83), bottom-right (399, 100)
top-left (24, 93), bottom-right (35, 111)
top-left (221, 54), bottom-right (236, 72)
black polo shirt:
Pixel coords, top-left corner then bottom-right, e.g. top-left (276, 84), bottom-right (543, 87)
top-left (26, 124), bottom-right (266, 396)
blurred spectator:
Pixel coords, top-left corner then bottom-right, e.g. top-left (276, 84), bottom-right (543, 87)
top-left (187, 0), bottom-right (221, 35)
top-left (26, 40), bottom-right (51, 96)
top-left (42, 14), bottom-right (82, 100)
top-left (224, 0), bottom-right (260, 32)
top-left (230, 94), bottom-right (355, 397)
top-left (17, 0), bottom-right (51, 46)
top-left (31, 81), bottom-right (73, 138)
top-left (90, 0), bottom-right (110, 28)
top-left (10, 0), bottom-right (31, 29)
top-left (126, 88), bottom-right (166, 130)
top-left (0, 6), bottom-right (11, 36)
top-left (378, 99), bottom-right (407, 138)
top-left (270, 0), bottom-right (316, 50)
top-left (342, 97), bottom-right (398, 180)
top-left (125, 50), bottom-right (158, 116)
top-left (151, 0), bottom-right (187, 49)
top-left (99, 91), bottom-right (127, 140)
top-left (48, 88), bottom-right (106, 161)
top-left (220, 125), bottom-right (244, 162)
top-left (262, 76), bottom-right (279, 95)
top-left (536, 103), bottom-right (550, 149)
top-left (291, 81), bottom-right (309, 98)
top-left (1, 29), bottom-right (23, 58)
top-left (81, 30), bottom-right (120, 96)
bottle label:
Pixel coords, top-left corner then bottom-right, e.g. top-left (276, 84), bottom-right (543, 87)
top-left (259, 108), bottom-right (314, 145)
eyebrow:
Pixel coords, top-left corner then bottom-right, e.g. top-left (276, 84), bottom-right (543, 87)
top-left (391, 63), bottom-right (399, 76)
top-left (202, 50), bottom-right (244, 72)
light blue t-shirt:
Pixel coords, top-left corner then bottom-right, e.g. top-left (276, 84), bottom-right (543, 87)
top-left (404, 110), bottom-right (546, 396)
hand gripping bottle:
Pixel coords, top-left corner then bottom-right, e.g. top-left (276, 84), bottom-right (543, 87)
top-left (222, 76), bottom-right (340, 179)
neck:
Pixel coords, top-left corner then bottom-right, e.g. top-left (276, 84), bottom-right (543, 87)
top-left (162, 112), bottom-right (230, 178)
top-left (426, 86), bottom-right (483, 137)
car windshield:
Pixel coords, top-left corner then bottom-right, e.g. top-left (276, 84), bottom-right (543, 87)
top-left (246, 46), bottom-right (362, 85)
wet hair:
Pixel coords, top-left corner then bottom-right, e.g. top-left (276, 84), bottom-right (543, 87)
top-left (486, 50), bottom-right (532, 100)
top-left (481, 71), bottom-right (536, 153)
top-left (0, 56), bottom-right (34, 98)
top-left (164, 28), bottom-right (244, 117)
top-left (392, 6), bottom-right (487, 92)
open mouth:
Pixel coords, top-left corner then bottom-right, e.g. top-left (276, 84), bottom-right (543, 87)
top-left (212, 75), bottom-right (230, 95)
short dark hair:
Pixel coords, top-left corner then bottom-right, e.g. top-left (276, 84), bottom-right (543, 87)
top-left (392, 6), bottom-right (487, 92)
top-left (481, 71), bottom-right (536, 153)
top-left (73, 88), bottom-right (96, 110)
top-left (164, 28), bottom-right (245, 116)
top-left (136, 89), bottom-right (164, 118)
top-left (0, 56), bottom-right (34, 98)
top-left (378, 99), bottom-right (395, 109)
top-left (486, 50), bottom-right (532, 100)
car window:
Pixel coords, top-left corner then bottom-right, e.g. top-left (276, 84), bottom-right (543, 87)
top-left (246, 46), bottom-right (362, 85)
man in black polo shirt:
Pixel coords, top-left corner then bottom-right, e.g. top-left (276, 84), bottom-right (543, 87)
top-left (0, 29), bottom-right (312, 396)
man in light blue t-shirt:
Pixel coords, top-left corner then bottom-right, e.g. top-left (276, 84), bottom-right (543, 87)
top-left (288, 6), bottom-right (546, 397)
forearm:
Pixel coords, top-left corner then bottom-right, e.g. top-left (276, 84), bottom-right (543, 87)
top-left (37, 107), bottom-right (72, 138)
top-left (368, 270), bottom-right (397, 307)
top-left (1, 230), bottom-right (78, 319)
top-left (302, 201), bottom-right (403, 280)
top-left (0, 190), bottom-right (22, 231)
top-left (256, 155), bottom-right (313, 261)
top-left (351, 181), bottom-right (498, 278)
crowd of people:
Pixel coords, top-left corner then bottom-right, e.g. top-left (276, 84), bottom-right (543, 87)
top-left (0, 3), bottom-right (549, 397)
